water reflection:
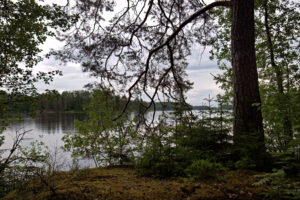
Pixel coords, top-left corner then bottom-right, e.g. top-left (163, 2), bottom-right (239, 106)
top-left (2, 113), bottom-right (89, 169)
top-left (1, 111), bottom-right (184, 169)
top-left (34, 112), bottom-right (86, 134)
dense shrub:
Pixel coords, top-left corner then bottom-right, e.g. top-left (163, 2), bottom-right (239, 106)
top-left (184, 159), bottom-right (226, 179)
top-left (253, 169), bottom-right (300, 200)
top-left (137, 121), bottom-right (232, 178)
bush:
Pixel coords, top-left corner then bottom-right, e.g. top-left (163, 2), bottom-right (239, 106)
top-left (184, 159), bottom-right (226, 180)
top-left (253, 169), bottom-right (300, 200)
top-left (234, 156), bottom-right (256, 170)
top-left (137, 141), bottom-right (185, 178)
top-left (137, 106), bottom-right (233, 178)
top-left (137, 117), bottom-right (232, 178)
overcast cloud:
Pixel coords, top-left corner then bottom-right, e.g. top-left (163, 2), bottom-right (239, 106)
top-left (34, 0), bottom-right (224, 106)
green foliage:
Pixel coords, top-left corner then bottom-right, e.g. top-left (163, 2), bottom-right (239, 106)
top-left (271, 151), bottom-right (300, 178)
top-left (253, 147), bottom-right (300, 199)
top-left (16, 89), bottom-right (145, 113)
top-left (184, 159), bottom-right (226, 180)
top-left (253, 169), bottom-right (300, 200)
top-left (0, 0), bottom-right (75, 95)
top-left (63, 91), bottom-right (137, 167)
top-left (233, 133), bottom-right (273, 171)
top-left (210, 0), bottom-right (300, 153)
top-left (0, 0), bottom-right (75, 196)
top-left (38, 90), bottom-right (92, 112)
top-left (137, 124), bottom-right (185, 177)
top-left (0, 139), bottom-right (49, 197)
top-left (235, 157), bottom-right (257, 170)
top-left (138, 103), bottom-right (233, 178)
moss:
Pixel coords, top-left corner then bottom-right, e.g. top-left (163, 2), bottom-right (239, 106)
top-left (3, 168), bottom-right (268, 200)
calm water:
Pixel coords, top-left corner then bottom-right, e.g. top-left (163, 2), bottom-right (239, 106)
top-left (2, 110), bottom-right (214, 169)
top-left (1, 111), bottom-right (173, 169)
top-left (2, 112), bottom-right (94, 169)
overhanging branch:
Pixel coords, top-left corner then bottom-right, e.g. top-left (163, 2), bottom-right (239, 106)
top-left (114, 1), bottom-right (232, 121)
top-left (152, 1), bottom-right (232, 52)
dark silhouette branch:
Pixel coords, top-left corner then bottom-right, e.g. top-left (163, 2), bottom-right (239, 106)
top-left (114, 1), bottom-right (232, 120)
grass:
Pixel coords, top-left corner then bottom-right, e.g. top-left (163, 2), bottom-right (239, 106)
top-left (3, 167), bottom-right (268, 200)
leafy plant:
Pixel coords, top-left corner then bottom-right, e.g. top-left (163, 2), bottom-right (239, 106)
top-left (63, 90), bottom-right (137, 167)
top-left (138, 107), bottom-right (232, 178)
top-left (184, 159), bottom-right (226, 180)
top-left (0, 135), bottom-right (49, 197)
top-left (234, 156), bottom-right (257, 170)
top-left (253, 169), bottom-right (300, 200)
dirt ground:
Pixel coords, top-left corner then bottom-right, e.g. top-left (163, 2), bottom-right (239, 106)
top-left (4, 167), bottom-right (267, 200)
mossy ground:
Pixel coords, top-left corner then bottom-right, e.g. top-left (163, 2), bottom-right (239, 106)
top-left (4, 167), bottom-right (268, 200)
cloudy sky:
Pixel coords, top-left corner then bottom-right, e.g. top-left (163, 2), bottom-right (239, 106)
top-left (34, 0), bottom-right (224, 106)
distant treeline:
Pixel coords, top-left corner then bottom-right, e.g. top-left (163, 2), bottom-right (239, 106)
top-left (0, 90), bottom-right (232, 114)
top-left (38, 90), bottom-right (91, 112)
top-left (0, 90), bottom-right (144, 114)
top-left (37, 90), bottom-right (146, 113)
top-left (193, 105), bottom-right (233, 110)
top-left (152, 102), bottom-right (233, 111)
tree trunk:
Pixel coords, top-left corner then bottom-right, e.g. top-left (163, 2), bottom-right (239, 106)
top-left (231, 0), bottom-right (267, 169)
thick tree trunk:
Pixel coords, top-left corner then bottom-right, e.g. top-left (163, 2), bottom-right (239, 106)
top-left (231, 0), bottom-right (267, 169)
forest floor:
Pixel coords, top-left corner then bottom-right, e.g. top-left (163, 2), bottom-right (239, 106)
top-left (4, 167), bottom-right (269, 200)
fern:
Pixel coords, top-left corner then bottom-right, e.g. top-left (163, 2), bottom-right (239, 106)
top-left (253, 169), bottom-right (300, 199)
top-left (252, 169), bottom-right (285, 187)
top-left (252, 176), bottom-right (272, 187)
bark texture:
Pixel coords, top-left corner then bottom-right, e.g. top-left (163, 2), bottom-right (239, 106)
top-left (231, 0), bottom-right (267, 168)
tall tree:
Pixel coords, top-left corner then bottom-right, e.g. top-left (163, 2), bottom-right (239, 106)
top-left (0, 0), bottom-right (73, 186)
top-left (257, 0), bottom-right (299, 151)
top-left (231, 0), bottom-right (266, 167)
top-left (0, 0), bottom-right (75, 138)
top-left (58, 0), bottom-right (269, 168)
top-left (210, 0), bottom-right (299, 152)
top-left (0, 0), bottom-right (73, 95)
top-left (0, 0), bottom-right (74, 196)
top-left (0, 0), bottom-right (74, 133)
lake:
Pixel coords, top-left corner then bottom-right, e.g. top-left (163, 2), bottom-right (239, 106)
top-left (1, 111), bottom-right (176, 170)
top-left (1, 110), bottom-right (221, 170)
